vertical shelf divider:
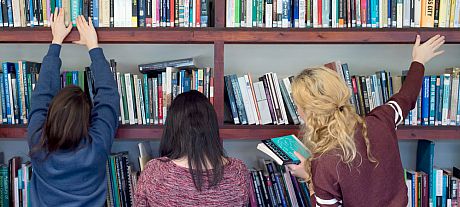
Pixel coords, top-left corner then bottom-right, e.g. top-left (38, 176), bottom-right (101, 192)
top-left (214, 41), bottom-right (225, 126)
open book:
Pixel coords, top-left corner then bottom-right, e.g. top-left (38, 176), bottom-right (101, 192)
top-left (257, 135), bottom-right (310, 165)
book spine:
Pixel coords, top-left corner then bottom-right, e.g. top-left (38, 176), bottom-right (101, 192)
top-left (261, 77), bottom-right (276, 124)
top-left (146, 0), bottom-right (152, 26)
top-left (422, 76), bottom-right (430, 125)
top-left (231, 75), bottom-right (248, 124)
top-left (200, 0), bottom-right (207, 26)
top-left (415, 0), bottom-right (422, 26)
top-left (457, 76), bottom-right (460, 125)
top-left (421, 0), bottom-right (435, 27)
top-left (450, 77), bottom-right (459, 125)
top-left (436, 76), bottom-right (443, 126)
top-left (92, 0), bottom-right (99, 26)
top-left (441, 74), bottom-right (450, 125)
top-left (279, 80), bottom-right (299, 124)
top-left (138, 0), bottom-right (146, 27)
top-left (429, 76), bottom-right (436, 125)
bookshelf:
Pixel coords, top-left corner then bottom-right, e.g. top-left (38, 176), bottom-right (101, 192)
top-left (0, 0), bottom-right (459, 142)
top-left (1, 125), bottom-right (459, 140)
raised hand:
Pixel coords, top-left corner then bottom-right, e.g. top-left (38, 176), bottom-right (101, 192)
top-left (73, 16), bottom-right (99, 50)
top-left (50, 8), bottom-right (73, 45)
top-left (412, 34), bottom-right (445, 65)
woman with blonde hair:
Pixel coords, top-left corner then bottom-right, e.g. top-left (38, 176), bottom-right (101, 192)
top-left (287, 35), bottom-right (445, 207)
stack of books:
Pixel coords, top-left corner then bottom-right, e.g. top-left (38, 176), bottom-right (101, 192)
top-left (0, 157), bottom-right (32, 207)
top-left (0, 58), bottom-right (214, 126)
top-left (224, 73), bottom-right (302, 125)
top-left (0, 0), bottom-right (211, 28)
top-left (226, 0), bottom-right (460, 28)
top-left (249, 160), bottom-right (312, 207)
top-left (406, 140), bottom-right (460, 207)
top-left (106, 152), bottom-right (138, 207)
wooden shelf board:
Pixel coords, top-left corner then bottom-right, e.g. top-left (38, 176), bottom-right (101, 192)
top-left (1, 125), bottom-right (458, 140)
top-left (1, 28), bottom-right (460, 44)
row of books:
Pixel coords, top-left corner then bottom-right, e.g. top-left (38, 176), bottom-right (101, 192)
top-left (0, 156), bottom-right (32, 207)
top-left (249, 160), bottom-right (312, 207)
top-left (0, 58), bottom-right (214, 126)
top-left (226, 0), bottom-right (460, 28)
top-left (0, 0), bottom-right (211, 28)
top-left (412, 140), bottom-right (460, 207)
top-left (224, 73), bottom-right (302, 126)
top-left (106, 152), bottom-right (138, 207)
top-left (405, 168), bottom-right (459, 207)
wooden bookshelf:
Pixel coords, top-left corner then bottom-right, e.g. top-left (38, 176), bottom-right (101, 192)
top-left (1, 28), bottom-right (460, 44)
top-left (1, 125), bottom-right (459, 140)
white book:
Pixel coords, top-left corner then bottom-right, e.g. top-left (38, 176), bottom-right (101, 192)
top-left (265, 74), bottom-right (281, 124)
top-left (244, 75), bottom-right (260, 125)
top-left (406, 179), bottom-right (412, 207)
top-left (382, 0), bottom-right (388, 27)
top-left (271, 73), bottom-right (289, 125)
top-left (299, 0), bottom-right (306, 28)
top-left (192, 0), bottom-right (196, 27)
top-left (323, 0), bottom-right (330, 27)
top-left (8, 74), bottom-right (15, 124)
top-left (17, 61), bottom-right (26, 124)
top-left (366, 77), bottom-right (374, 110)
top-left (125, 74), bottom-right (136, 125)
top-left (439, 0), bottom-right (448, 27)
top-left (379, 0), bottom-right (384, 27)
top-left (283, 167), bottom-right (299, 207)
top-left (126, 0), bottom-right (132, 27)
top-left (397, 1), bottom-right (403, 28)
top-left (332, 0), bottom-right (338, 27)
top-left (114, 0), bottom-right (122, 27)
top-left (313, 0), bottom-right (318, 27)
top-left (253, 81), bottom-right (273, 125)
top-left (442, 75), bottom-right (451, 125)
top-left (414, 0), bottom-right (422, 27)
top-left (14, 177), bottom-right (19, 207)
top-left (455, 0), bottom-right (460, 27)
top-left (266, 2), bottom-right (273, 28)
top-left (247, 0), bottom-right (253, 27)
top-left (227, 0), bottom-right (234, 27)
top-left (412, 95), bottom-right (418, 126)
top-left (162, 72), bottom-right (166, 123)
top-left (436, 169), bottom-right (443, 197)
top-left (446, 0), bottom-right (451, 27)
top-left (138, 79), bottom-right (147, 125)
top-left (277, 0), bottom-right (283, 27)
top-left (238, 76), bottom-right (256, 125)
top-left (450, 77), bottom-right (459, 125)
top-left (116, 73), bottom-right (125, 124)
top-left (403, 0), bottom-right (411, 27)
top-left (22, 164), bottom-right (28, 207)
top-left (153, 78), bottom-right (158, 124)
top-left (356, 0), bottom-right (362, 26)
top-left (133, 75), bottom-right (142, 125)
top-left (12, 0), bottom-right (21, 27)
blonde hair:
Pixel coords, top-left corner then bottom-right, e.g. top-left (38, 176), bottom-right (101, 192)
top-left (291, 67), bottom-right (377, 181)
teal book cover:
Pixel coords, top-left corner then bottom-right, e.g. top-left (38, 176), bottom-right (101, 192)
top-left (258, 135), bottom-right (310, 165)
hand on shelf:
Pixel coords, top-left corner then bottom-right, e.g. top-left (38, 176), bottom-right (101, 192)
top-left (50, 8), bottom-right (72, 45)
top-left (73, 15), bottom-right (99, 51)
top-left (412, 34), bottom-right (445, 65)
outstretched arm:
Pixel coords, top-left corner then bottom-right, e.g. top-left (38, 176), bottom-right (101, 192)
top-left (28, 8), bottom-right (72, 147)
top-left (370, 35), bottom-right (445, 130)
top-left (74, 15), bottom-right (120, 153)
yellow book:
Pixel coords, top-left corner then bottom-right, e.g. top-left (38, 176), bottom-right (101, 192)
top-left (450, 0), bottom-right (456, 27)
top-left (42, 0), bottom-right (48, 26)
top-left (132, 0), bottom-right (138, 27)
top-left (421, 0), bottom-right (435, 27)
top-left (439, 0), bottom-right (448, 27)
top-left (63, 0), bottom-right (71, 26)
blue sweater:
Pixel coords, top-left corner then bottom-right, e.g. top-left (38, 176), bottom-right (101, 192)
top-left (27, 44), bottom-right (120, 207)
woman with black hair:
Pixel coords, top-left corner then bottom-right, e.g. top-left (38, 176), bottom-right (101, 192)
top-left (134, 90), bottom-right (250, 206)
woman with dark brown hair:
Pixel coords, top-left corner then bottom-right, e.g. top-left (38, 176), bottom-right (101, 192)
top-left (27, 8), bottom-right (119, 206)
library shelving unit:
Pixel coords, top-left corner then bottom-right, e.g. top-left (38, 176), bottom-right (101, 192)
top-left (0, 1), bottom-right (460, 141)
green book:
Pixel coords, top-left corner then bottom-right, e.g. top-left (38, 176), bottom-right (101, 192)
top-left (51, 0), bottom-right (56, 14)
top-left (252, 0), bottom-right (257, 26)
top-left (0, 165), bottom-right (9, 206)
top-left (120, 74), bottom-right (129, 123)
top-left (143, 74), bottom-right (150, 124)
top-left (70, 0), bottom-right (80, 26)
top-left (235, 0), bottom-right (241, 27)
top-left (78, 71), bottom-right (85, 91)
top-left (257, 135), bottom-right (311, 165)
top-left (109, 156), bottom-right (120, 207)
top-left (66, 72), bottom-right (73, 86)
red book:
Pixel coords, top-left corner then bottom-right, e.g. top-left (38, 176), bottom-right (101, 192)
top-left (347, 0), bottom-right (351, 27)
top-left (158, 77), bottom-right (163, 125)
top-left (9, 157), bottom-right (21, 207)
top-left (318, 0), bottom-right (322, 26)
top-left (248, 173), bottom-right (258, 207)
top-left (361, 0), bottom-right (367, 26)
top-left (421, 172), bottom-right (429, 207)
top-left (196, 0), bottom-right (201, 27)
top-left (170, 0), bottom-right (175, 27)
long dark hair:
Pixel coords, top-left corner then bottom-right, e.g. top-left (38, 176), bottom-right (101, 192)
top-left (31, 85), bottom-right (92, 158)
top-left (159, 90), bottom-right (226, 191)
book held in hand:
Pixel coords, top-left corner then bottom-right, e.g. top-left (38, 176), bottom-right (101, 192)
top-left (257, 135), bottom-right (310, 165)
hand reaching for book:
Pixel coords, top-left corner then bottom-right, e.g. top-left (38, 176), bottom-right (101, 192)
top-left (287, 151), bottom-right (310, 181)
top-left (412, 34), bottom-right (445, 65)
top-left (50, 8), bottom-right (72, 45)
top-left (73, 16), bottom-right (99, 51)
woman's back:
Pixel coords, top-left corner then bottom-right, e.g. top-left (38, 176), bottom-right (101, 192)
top-left (134, 157), bottom-right (250, 207)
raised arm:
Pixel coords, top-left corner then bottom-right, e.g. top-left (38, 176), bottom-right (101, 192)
top-left (370, 35), bottom-right (445, 129)
top-left (74, 15), bottom-right (120, 153)
top-left (27, 8), bottom-right (72, 147)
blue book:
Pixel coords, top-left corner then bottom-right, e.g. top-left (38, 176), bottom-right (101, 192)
top-left (180, 70), bottom-right (185, 93)
top-left (14, 63), bottom-right (22, 124)
top-left (294, 0), bottom-right (299, 27)
top-left (224, 76), bottom-right (240, 125)
top-left (6, 0), bottom-right (12, 26)
top-left (282, 0), bottom-right (288, 27)
top-left (417, 94), bottom-right (422, 125)
top-left (442, 175), bottom-right (447, 207)
top-left (442, 74), bottom-right (451, 125)
top-left (72, 71), bottom-right (78, 85)
top-left (257, 135), bottom-right (311, 165)
top-left (200, 0), bottom-right (208, 27)
top-left (143, 74), bottom-right (150, 124)
top-left (435, 76), bottom-right (442, 125)
top-left (416, 140), bottom-right (434, 206)
top-left (56, 0), bottom-right (62, 7)
top-left (429, 76), bottom-right (436, 126)
top-left (367, 0), bottom-right (372, 26)
top-left (437, 76), bottom-right (444, 126)
top-left (183, 77), bottom-right (191, 92)
top-left (92, 0), bottom-right (99, 27)
top-left (421, 76), bottom-right (430, 126)
top-left (267, 162), bottom-right (287, 207)
top-left (0, 2), bottom-right (3, 26)
top-left (29, 0), bottom-right (34, 27)
top-left (230, 74), bottom-right (247, 125)
top-left (22, 62), bottom-right (29, 120)
top-left (188, 0), bottom-right (192, 26)
top-left (0, 74), bottom-right (5, 123)
top-left (300, 182), bottom-right (312, 207)
top-left (371, 0), bottom-right (378, 27)
top-left (3, 62), bottom-right (13, 124)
